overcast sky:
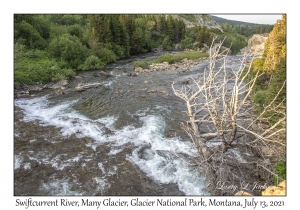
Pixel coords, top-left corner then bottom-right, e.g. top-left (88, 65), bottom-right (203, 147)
top-left (212, 15), bottom-right (283, 24)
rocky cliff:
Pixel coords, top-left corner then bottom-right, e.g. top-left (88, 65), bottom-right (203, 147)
top-left (239, 34), bottom-right (269, 57)
top-left (173, 14), bottom-right (223, 31)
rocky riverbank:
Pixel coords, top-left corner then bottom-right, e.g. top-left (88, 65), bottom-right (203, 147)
top-left (134, 58), bottom-right (204, 74)
top-left (14, 79), bottom-right (70, 98)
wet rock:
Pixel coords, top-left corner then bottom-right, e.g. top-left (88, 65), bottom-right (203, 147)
top-left (99, 71), bottom-right (108, 76)
top-left (55, 89), bottom-right (66, 95)
top-left (43, 80), bottom-right (68, 89)
top-left (147, 89), bottom-right (157, 93)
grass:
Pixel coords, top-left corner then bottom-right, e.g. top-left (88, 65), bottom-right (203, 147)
top-left (272, 159), bottom-right (286, 185)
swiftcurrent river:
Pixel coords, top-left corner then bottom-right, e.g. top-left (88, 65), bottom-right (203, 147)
top-left (14, 52), bottom-right (247, 196)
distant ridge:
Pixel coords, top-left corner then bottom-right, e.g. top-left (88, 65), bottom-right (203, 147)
top-left (209, 15), bottom-right (273, 27)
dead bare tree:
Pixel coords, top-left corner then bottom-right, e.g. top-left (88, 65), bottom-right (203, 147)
top-left (172, 38), bottom-right (286, 195)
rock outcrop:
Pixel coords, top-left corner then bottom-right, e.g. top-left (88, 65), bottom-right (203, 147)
top-left (261, 180), bottom-right (286, 196)
top-left (239, 34), bottom-right (269, 57)
top-left (174, 14), bottom-right (223, 32)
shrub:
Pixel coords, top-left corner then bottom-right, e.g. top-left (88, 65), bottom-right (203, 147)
top-left (14, 20), bottom-right (47, 49)
top-left (14, 56), bottom-right (76, 85)
top-left (48, 34), bottom-right (89, 69)
top-left (252, 90), bottom-right (268, 106)
top-left (80, 55), bottom-right (105, 70)
top-left (98, 47), bottom-right (117, 64)
top-left (162, 36), bottom-right (174, 50)
top-left (178, 37), bottom-right (194, 50)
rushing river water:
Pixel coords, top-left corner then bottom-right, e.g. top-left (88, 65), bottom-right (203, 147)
top-left (14, 52), bottom-right (247, 196)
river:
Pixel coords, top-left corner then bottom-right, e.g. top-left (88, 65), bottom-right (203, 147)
top-left (14, 52), bottom-right (247, 196)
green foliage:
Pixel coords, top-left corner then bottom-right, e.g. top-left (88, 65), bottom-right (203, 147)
top-left (48, 34), bottom-right (89, 69)
top-left (14, 20), bottom-right (48, 49)
top-left (50, 14), bottom-right (87, 26)
top-left (172, 50), bottom-right (208, 61)
top-left (252, 90), bottom-right (268, 106)
top-left (217, 32), bottom-right (248, 54)
top-left (79, 55), bottom-right (105, 70)
top-left (98, 47), bottom-right (117, 64)
top-left (153, 53), bottom-right (176, 64)
top-left (178, 37), bottom-right (194, 49)
top-left (272, 159), bottom-right (286, 185)
top-left (162, 36), bottom-right (174, 50)
top-left (14, 53), bottom-right (75, 85)
top-left (209, 28), bottom-right (222, 35)
top-left (133, 61), bottom-right (149, 69)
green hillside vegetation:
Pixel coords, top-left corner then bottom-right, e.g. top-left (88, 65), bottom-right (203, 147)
top-left (14, 14), bottom-right (187, 85)
top-left (14, 14), bottom-right (253, 85)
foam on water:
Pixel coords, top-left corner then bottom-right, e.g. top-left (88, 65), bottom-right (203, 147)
top-left (15, 96), bottom-right (208, 195)
top-left (40, 177), bottom-right (83, 196)
top-left (14, 155), bottom-right (22, 170)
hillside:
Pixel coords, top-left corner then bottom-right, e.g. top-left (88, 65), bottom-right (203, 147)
top-left (210, 15), bottom-right (274, 36)
top-left (173, 14), bottom-right (223, 31)
top-left (209, 15), bottom-right (271, 27)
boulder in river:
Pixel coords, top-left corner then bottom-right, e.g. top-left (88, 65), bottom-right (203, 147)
top-left (99, 71), bottom-right (109, 76)
top-left (147, 89), bottom-right (157, 93)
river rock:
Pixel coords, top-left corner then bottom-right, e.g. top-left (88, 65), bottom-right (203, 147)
top-left (135, 67), bottom-right (143, 72)
top-left (44, 79), bottom-right (68, 89)
top-left (99, 71), bottom-right (108, 76)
